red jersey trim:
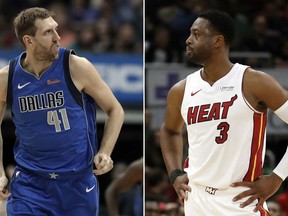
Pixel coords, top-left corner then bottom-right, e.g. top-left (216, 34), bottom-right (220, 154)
top-left (243, 113), bottom-right (267, 182)
top-left (259, 206), bottom-right (270, 216)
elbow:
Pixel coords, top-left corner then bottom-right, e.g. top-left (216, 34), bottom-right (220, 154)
top-left (108, 102), bottom-right (125, 124)
top-left (117, 104), bottom-right (125, 124)
top-left (161, 123), bottom-right (182, 136)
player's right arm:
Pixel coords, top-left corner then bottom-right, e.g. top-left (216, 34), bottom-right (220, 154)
top-left (160, 79), bottom-right (191, 202)
top-left (0, 66), bottom-right (10, 200)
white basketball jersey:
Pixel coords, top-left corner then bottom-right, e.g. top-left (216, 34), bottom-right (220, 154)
top-left (181, 63), bottom-right (267, 189)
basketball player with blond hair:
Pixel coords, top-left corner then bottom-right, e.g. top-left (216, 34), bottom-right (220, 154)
top-left (0, 7), bottom-right (124, 215)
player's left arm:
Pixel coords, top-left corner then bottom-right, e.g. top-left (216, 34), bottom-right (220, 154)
top-left (70, 55), bottom-right (125, 175)
top-left (232, 68), bottom-right (288, 212)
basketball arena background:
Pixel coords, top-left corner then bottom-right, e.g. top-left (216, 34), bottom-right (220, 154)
top-left (1, 0), bottom-right (288, 215)
top-left (0, 0), bottom-right (143, 215)
top-left (145, 0), bottom-right (288, 215)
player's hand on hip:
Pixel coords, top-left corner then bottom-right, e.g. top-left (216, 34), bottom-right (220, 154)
top-left (231, 173), bottom-right (283, 212)
top-left (93, 153), bottom-right (114, 175)
top-left (173, 173), bottom-right (191, 206)
top-left (0, 176), bottom-right (10, 200)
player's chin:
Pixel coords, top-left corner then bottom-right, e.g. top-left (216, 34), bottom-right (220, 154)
top-left (54, 53), bottom-right (59, 60)
top-left (186, 51), bottom-right (193, 58)
top-left (51, 46), bottom-right (59, 58)
top-left (51, 53), bottom-right (59, 61)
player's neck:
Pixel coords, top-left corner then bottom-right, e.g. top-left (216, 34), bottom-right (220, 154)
top-left (21, 53), bottom-right (53, 78)
top-left (201, 61), bottom-right (234, 86)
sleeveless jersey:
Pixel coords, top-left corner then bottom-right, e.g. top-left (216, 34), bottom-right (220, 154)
top-left (7, 48), bottom-right (98, 173)
top-left (181, 63), bottom-right (267, 189)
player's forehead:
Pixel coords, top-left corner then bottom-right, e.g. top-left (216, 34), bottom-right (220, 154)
top-left (190, 18), bottom-right (211, 33)
top-left (34, 17), bottom-right (58, 33)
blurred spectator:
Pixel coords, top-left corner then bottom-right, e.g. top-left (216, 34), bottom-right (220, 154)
top-left (69, 0), bottom-right (100, 24)
top-left (110, 161), bottom-right (128, 181)
top-left (145, 108), bottom-right (153, 143)
top-left (145, 201), bottom-right (182, 216)
top-left (113, 23), bottom-right (142, 54)
top-left (105, 158), bottom-right (143, 216)
top-left (263, 1), bottom-right (287, 36)
top-left (237, 15), bottom-right (280, 67)
top-left (0, 0), bottom-right (143, 54)
top-left (276, 188), bottom-right (288, 216)
top-left (145, 0), bottom-right (288, 67)
top-left (146, 25), bottom-right (175, 63)
top-left (275, 40), bottom-right (288, 68)
top-left (145, 168), bottom-right (170, 202)
top-left (93, 17), bottom-right (114, 52)
top-left (145, 128), bottom-right (166, 169)
top-left (49, 2), bottom-right (77, 49)
top-left (267, 200), bottom-right (283, 216)
top-left (72, 24), bottom-right (97, 51)
top-left (145, 168), bottom-right (181, 216)
top-left (240, 15), bottom-right (280, 54)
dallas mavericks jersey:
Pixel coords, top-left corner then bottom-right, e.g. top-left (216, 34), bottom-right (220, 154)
top-left (181, 63), bottom-right (267, 189)
top-left (7, 48), bottom-right (98, 173)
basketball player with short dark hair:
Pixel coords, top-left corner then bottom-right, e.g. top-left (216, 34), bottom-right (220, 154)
top-left (160, 10), bottom-right (287, 215)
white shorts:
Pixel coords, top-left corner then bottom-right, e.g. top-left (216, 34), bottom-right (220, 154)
top-left (184, 183), bottom-right (269, 216)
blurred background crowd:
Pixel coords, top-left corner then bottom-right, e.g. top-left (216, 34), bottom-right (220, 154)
top-left (145, 0), bottom-right (288, 216)
top-left (0, 0), bottom-right (143, 54)
top-left (0, 0), bottom-right (143, 216)
top-left (1, 0), bottom-right (288, 215)
top-left (145, 0), bottom-right (288, 68)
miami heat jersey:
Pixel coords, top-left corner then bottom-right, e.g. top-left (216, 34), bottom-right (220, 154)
top-left (7, 48), bottom-right (98, 173)
top-left (181, 63), bottom-right (267, 188)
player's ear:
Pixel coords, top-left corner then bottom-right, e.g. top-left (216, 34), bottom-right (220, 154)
top-left (214, 35), bottom-right (224, 48)
top-left (23, 35), bottom-right (33, 47)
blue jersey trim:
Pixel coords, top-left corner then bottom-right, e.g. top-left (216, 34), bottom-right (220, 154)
top-left (63, 49), bottom-right (83, 108)
top-left (7, 59), bottom-right (16, 115)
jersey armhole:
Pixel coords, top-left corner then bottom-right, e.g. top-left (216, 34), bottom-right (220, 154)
top-left (6, 59), bottom-right (16, 114)
top-left (63, 49), bottom-right (84, 108)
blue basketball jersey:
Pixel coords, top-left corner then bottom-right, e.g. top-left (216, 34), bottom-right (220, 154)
top-left (7, 48), bottom-right (98, 173)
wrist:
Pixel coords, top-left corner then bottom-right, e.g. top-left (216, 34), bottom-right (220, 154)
top-left (169, 169), bottom-right (186, 184)
top-left (271, 172), bottom-right (284, 184)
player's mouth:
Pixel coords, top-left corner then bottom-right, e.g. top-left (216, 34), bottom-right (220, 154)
top-left (52, 44), bottom-right (60, 52)
top-left (186, 46), bottom-right (193, 55)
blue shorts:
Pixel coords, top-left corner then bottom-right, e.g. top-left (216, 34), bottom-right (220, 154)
top-left (6, 166), bottom-right (99, 216)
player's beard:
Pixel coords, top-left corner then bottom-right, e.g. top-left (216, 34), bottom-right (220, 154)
top-left (186, 43), bottom-right (213, 65)
top-left (33, 43), bottom-right (59, 62)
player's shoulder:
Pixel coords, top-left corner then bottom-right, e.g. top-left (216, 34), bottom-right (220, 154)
top-left (70, 54), bottom-right (91, 68)
top-left (0, 65), bottom-right (9, 74)
top-left (244, 67), bottom-right (276, 85)
top-left (168, 79), bottom-right (186, 97)
top-left (0, 65), bottom-right (9, 84)
top-left (69, 54), bottom-right (96, 76)
top-left (243, 66), bottom-right (284, 101)
top-left (166, 79), bottom-right (187, 105)
top-left (0, 65), bottom-right (9, 101)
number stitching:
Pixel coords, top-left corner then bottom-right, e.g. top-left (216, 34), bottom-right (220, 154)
top-left (215, 122), bottom-right (230, 144)
top-left (47, 108), bottom-right (70, 132)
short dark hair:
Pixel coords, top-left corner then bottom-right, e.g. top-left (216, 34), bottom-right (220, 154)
top-left (198, 10), bottom-right (235, 46)
top-left (13, 7), bottom-right (55, 47)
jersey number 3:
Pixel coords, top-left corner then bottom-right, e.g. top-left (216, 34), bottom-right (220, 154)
top-left (47, 108), bottom-right (71, 132)
top-left (215, 122), bottom-right (230, 144)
